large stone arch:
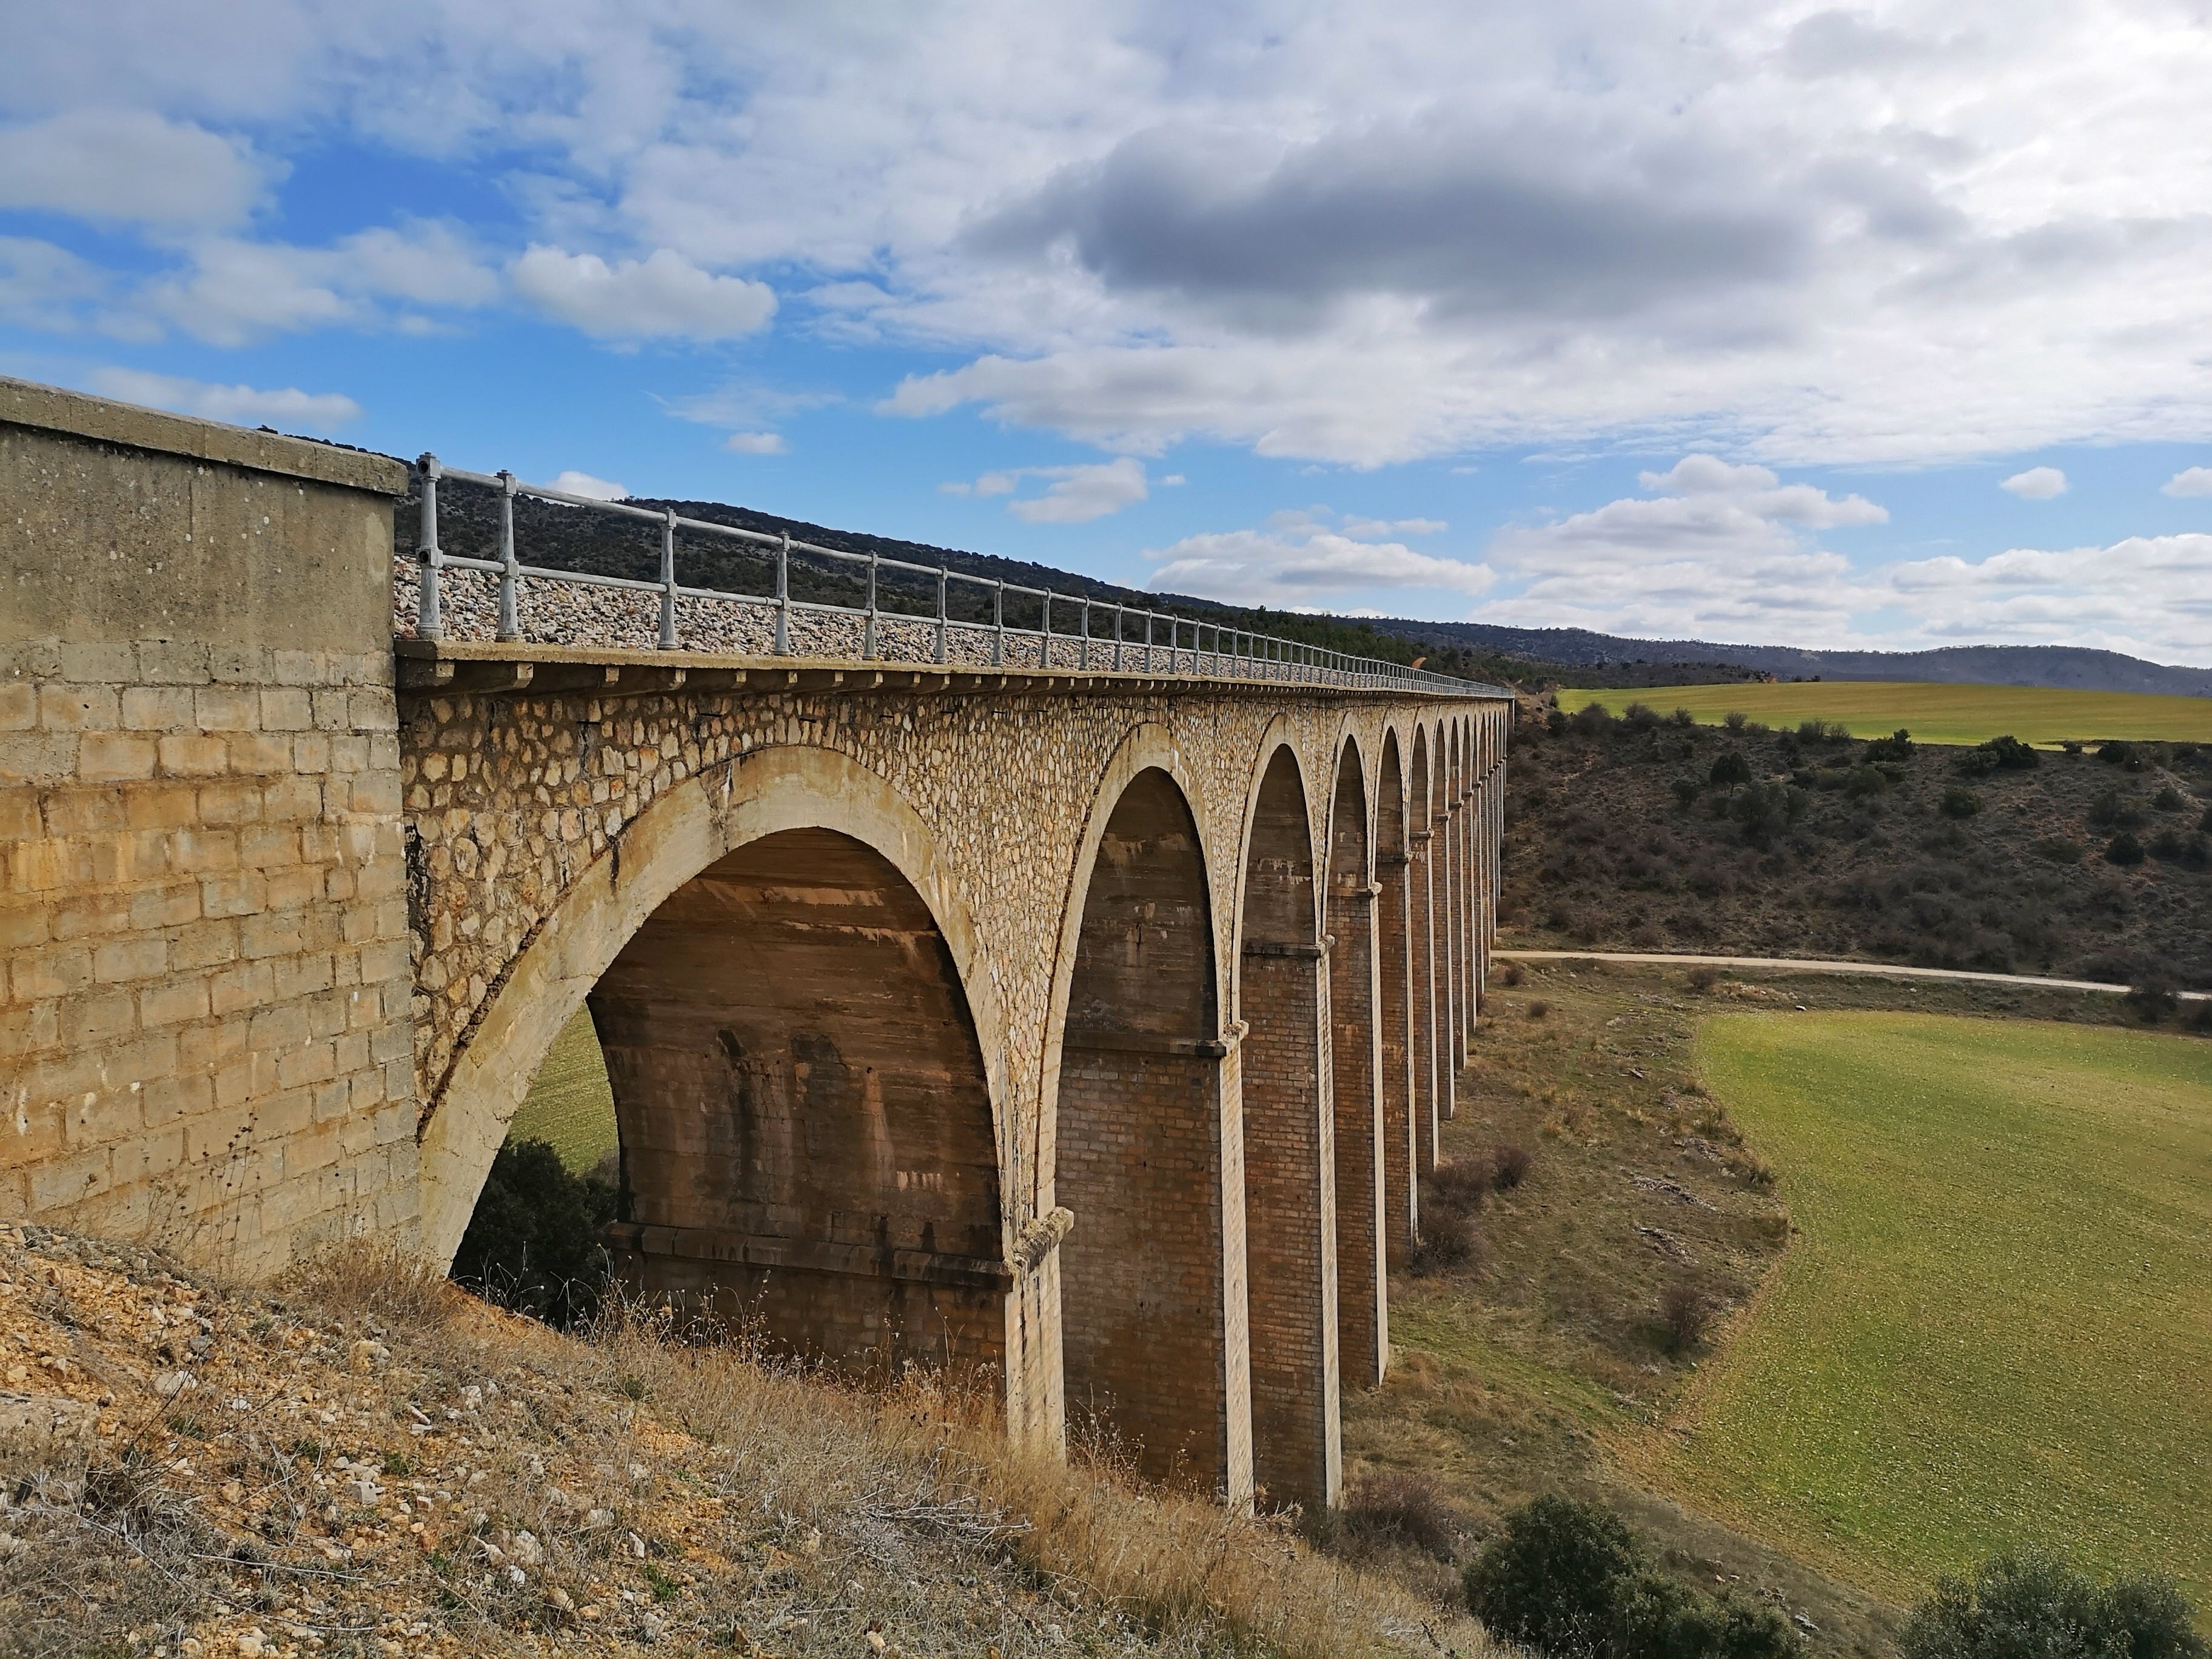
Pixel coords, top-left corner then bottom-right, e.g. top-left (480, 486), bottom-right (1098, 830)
top-left (1044, 742), bottom-right (1252, 1500)
top-left (1407, 723), bottom-right (1440, 1175)
top-left (416, 745), bottom-right (1012, 1273)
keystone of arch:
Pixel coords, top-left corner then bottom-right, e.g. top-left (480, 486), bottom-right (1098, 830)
top-left (415, 744), bottom-right (1010, 1269)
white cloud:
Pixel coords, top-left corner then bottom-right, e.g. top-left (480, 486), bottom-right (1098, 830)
top-left (139, 223), bottom-right (498, 346)
top-left (509, 246), bottom-right (776, 343)
top-left (2162, 466), bottom-right (2212, 498)
top-left (941, 457), bottom-right (1153, 523)
top-left (1342, 514), bottom-right (1446, 538)
top-left (82, 367), bottom-right (360, 431)
top-left (1478, 455), bottom-right (1887, 645)
top-left (1147, 508), bottom-right (1496, 608)
top-left (12, 5), bottom-right (2212, 472)
top-left (723, 431), bottom-right (786, 455)
top-left (1883, 535), bottom-right (2212, 665)
top-left (2000, 466), bottom-right (2068, 500)
top-left (0, 110), bottom-right (273, 229)
top-left (0, 237), bottom-right (109, 332)
top-left (543, 470), bottom-right (628, 501)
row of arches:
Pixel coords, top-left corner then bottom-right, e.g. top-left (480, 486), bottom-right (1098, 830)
top-left (426, 705), bottom-right (1507, 1513)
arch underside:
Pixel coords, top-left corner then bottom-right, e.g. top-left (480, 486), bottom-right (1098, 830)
top-left (593, 826), bottom-right (1006, 1376)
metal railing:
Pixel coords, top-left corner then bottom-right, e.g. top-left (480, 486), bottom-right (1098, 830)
top-left (403, 455), bottom-right (1502, 697)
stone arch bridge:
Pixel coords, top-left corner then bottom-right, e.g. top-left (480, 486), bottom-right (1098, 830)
top-left (0, 378), bottom-right (1509, 1509)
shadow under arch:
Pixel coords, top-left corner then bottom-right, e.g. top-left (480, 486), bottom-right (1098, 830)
top-left (1043, 744), bottom-right (1252, 1501)
top-left (416, 746), bottom-right (1015, 1328)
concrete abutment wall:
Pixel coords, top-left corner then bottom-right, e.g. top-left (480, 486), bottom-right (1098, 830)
top-left (0, 378), bottom-right (1512, 1505)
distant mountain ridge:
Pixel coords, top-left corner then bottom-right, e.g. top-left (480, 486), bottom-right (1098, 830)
top-left (1355, 623), bottom-right (2212, 698)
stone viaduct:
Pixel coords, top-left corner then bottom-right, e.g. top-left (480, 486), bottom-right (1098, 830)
top-left (0, 378), bottom-right (1509, 1510)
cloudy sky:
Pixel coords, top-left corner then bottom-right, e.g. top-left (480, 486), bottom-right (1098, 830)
top-left (5, 2), bottom-right (2211, 663)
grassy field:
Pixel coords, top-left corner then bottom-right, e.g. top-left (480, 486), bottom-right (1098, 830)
top-left (1558, 680), bottom-right (2212, 746)
top-left (1624, 1011), bottom-right (2212, 1604)
top-left (507, 1004), bottom-right (619, 1174)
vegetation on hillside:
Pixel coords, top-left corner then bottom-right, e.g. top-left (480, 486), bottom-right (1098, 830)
top-left (0, 1224), bottom-right (1490, 1659)
top-left (1503, 706), bottom-right (2212, 989)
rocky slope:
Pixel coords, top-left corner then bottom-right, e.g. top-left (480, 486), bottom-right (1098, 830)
top-left (0, 1224), bottom-right (1488, 1659)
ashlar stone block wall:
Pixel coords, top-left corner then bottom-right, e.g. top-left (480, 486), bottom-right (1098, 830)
top-left (0, 380), bottom-right (416, 1275)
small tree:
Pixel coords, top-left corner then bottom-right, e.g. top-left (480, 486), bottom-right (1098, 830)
top-left (1710, 750), bottom-right (1753, 788)
top-left (1865, 729), bottom-right (1916, 763)
top-left (1465, 1495), bottom-right (1639, 1655)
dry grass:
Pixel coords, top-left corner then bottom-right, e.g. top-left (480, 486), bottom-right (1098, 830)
top-left (1, 1224), bottom-right (1494, 1659)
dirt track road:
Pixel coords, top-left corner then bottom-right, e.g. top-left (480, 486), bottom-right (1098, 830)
top-left (1492, 948), bottom-right (2209, 1002)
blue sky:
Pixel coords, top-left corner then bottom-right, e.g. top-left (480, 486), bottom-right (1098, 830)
top-left (4, 3), bottom-right (2211, 663)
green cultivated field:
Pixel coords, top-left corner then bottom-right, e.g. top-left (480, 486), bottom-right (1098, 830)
top-left (507, 1005), bottom-right (618, 1174)
top-left (1632, 1012), bottom-right (2212, 1603)
top-left (1560, 680), bottom-right (2212, 746)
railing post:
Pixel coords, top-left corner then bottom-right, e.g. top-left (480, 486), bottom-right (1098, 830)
top-left (414, 454), bottom-right (444, 642)
top-left (774, 532), bottom-right (791, 655)
top-left (1144, 610), bottom-right (1153, 674)
top-left (1113, 606), bottom-right (1124, 671)
top-left (1039, 590), bottom-right (1051, 671)
top-left (1079, 598), bottom-right (1090, 671)
top-left (936, 565), bottom-right (949, 665)
top-left (659, 508), bottom-right (679, 650)
top-left (494, 469), bottom-right (521, 642)
top-left (863, 549), bottom-right (879, 660)
top-left (993, 580), bottom-right (1005, 666)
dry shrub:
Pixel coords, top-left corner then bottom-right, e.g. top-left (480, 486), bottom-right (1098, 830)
top-left (1498, 962), bottom-right (1526, 987)
top-left (1407, 1208), bottom-right (1478, 1278)
top-left (1658, 1285), bottom-right (1713, 1355)
top-left (1338, 1470), bottom-right (1467, 1563)
top-left (1489, 1146), bottom-right (1534, 1191)
top-left (1685, 965), bottom-right (1719, 993)
top-left (1526, 1000), bottom-right (1550, 1021)
top-left (1426, 1159), bottom-right (1493, 1210)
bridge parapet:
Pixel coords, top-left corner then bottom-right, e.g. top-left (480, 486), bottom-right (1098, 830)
top-left (393, 457), bottom-right (1503, 698)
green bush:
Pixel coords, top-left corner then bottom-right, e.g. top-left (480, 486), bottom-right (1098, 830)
top-left (1466, 1495), bottom-right (1639, 1655)
top-left (1865, 729), bottom-right (1916, 763)
top-left (1845, 764), bottom-right (1889, 798)
top-left (1466, 1495), bottom-right (1806, 1659)
top-left (1900, 1552), bottom-right (2205, 1659)
top-left (2152, 785), bottom-right (2185, 812)
top-left (450, 1138), bottom-right (618, 1328)
top-left (2106, 833), bottom-right (2146, 868)
top-left (1962, 735), bottom-right (2041, 774)
top-left (1709, 751), bottom-right (1753, 788)
top-left (2033, 837), bottom-right (2083, 864)
top-left (1672, 776), bottom-right (1703, 808)
top-left (1941, 786), bottom-right (1983, 819)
